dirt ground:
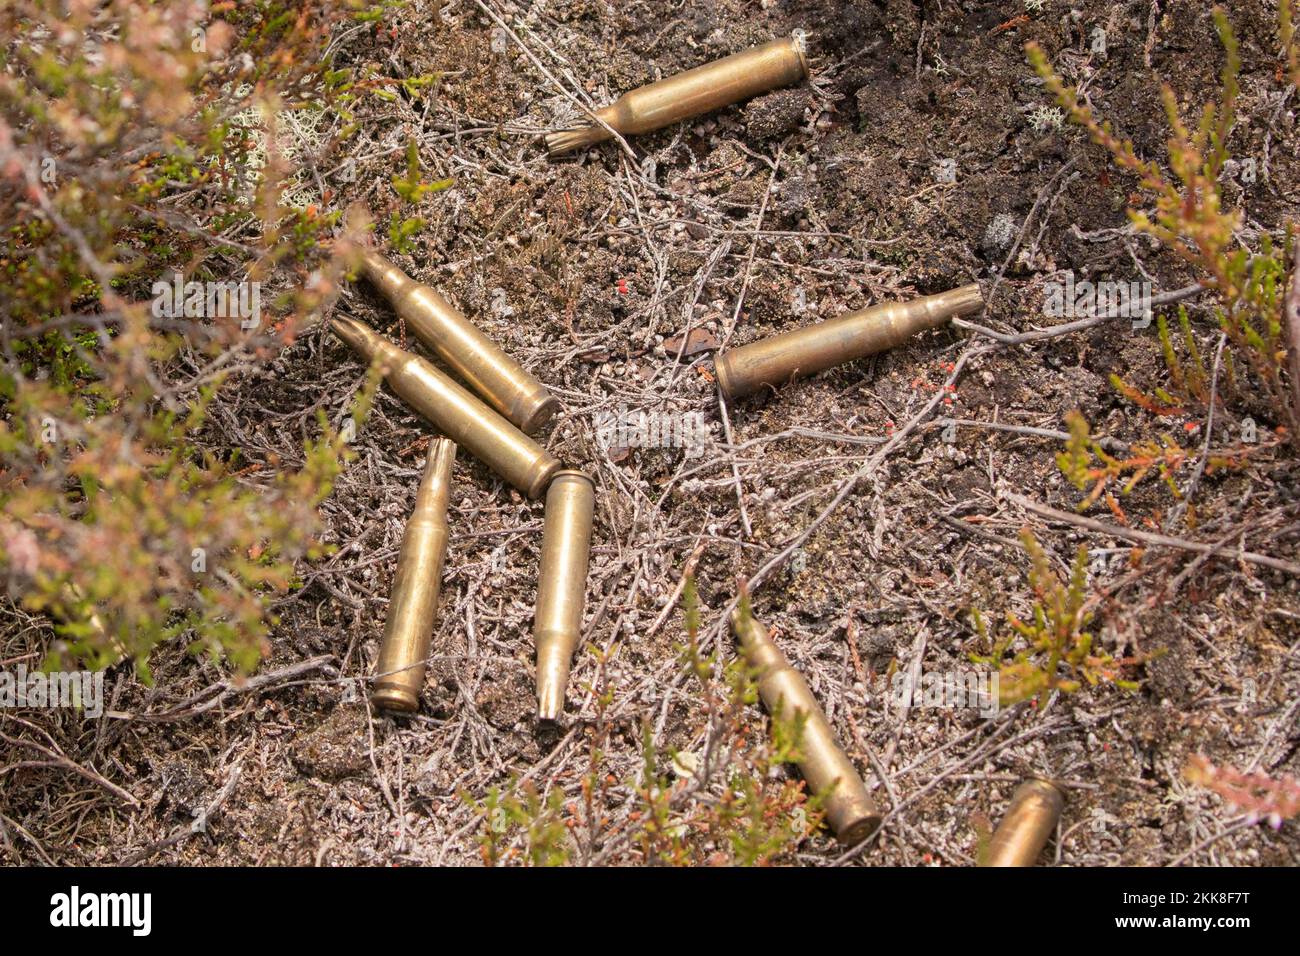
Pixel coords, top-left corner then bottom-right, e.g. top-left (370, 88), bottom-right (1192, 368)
top-left (4, 0), bottom-right (1300, 866)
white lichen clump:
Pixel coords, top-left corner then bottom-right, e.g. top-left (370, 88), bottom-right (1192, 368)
top-left (1027, 104), bottom-right (1066, 133)
top-left (225, 86), bottom-right (323, 211)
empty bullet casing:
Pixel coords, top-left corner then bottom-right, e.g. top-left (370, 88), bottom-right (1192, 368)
top-left (981, 779), bottom-right (1064, 867)
top-left (373, 439), bottom-right (455, 713)
top-left (546, 35), bottom-right (810, 156)
top-left (331, 316), bottom-right (560, 499)
top-left (533, 470), bottom-right (595, 720)
top-left (714, 283), bottom-right (985, 400)
top-left (731, 609), bottom-right (881, 844)
top-left (360, 251), bottom-right (559, 434)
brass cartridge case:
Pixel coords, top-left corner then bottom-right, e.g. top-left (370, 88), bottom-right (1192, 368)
top-left (533, 470), bottom-right (595, 721)
top-left (331, 316), bottom-right (560, 499)
top-left (714, 283), bottom-right (985, 400)
top-left (981, 779), bottom-right (1064, 867)
top-left (373, 439), bottom-right (456, 713)
top-left (545, 35), bottom-right (810, 156)
top-left (360, 251), bottom-right (559, 434)
top-left (731, 609), bottom-right (882, 844)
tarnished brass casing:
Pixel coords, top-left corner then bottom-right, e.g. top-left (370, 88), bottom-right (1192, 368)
top-left (331, 316), bottom-right (560, 499)
top-left (533, 470), bottom-right (595, 721)
top-left (714, 283), bottom-right (985, 400)
top-left (546, 35), bottom-right (810, 156)
top-left (373, 439), bottom-right (455, 713)
top-left (360, 251), bottom-right (558, 434)
top-left (981, 779), bottom-right (1064, 867)
top-left (731, 609), bottom-right (882, 844)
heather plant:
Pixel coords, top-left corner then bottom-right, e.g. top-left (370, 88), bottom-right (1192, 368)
top-left (1027, 7), bottom-right (1299, 439)
top-left (1055, 408), bottom-right (1266, 523)
top-left (475, 779), bottom-right (572, 867)
top-left (0, 1), bottom-right (398, 673)
top-left (1284, 0), bottom-right (1300, 89)
top-left (388, 138), bottom-right (452, 254)
top-left (1186, 755), bottom-right (1300, 829)
top-left (971, 530), bottom-right (1139, 707)
top-left (470, 575), bottom-right (825, 866)
top-left (1056, 409), bottom-right (1193, 516)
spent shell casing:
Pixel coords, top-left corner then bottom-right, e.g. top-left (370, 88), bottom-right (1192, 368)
top-left (360, 251), bottom-right (559, 434)
top-left (331, 316), bottom-right (560, 499)
top-left (714, 283), bottom-right (985, 401)
top-left (546, 35), bottom-right (810, 156)
top-left (373, 439), bottom-right (455, 713)
top-left (731, 608), bottom-right (882, 844)
top-left (533, 470), bottom-right (595, 721)
top-left (981, 779), bottom-right (1064, 867)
